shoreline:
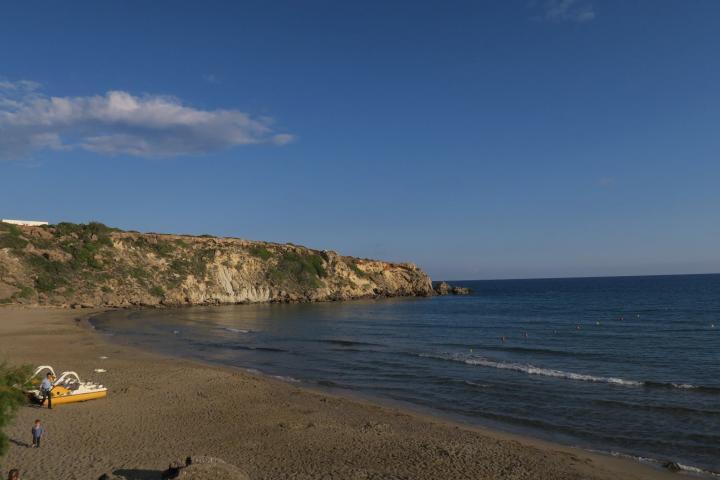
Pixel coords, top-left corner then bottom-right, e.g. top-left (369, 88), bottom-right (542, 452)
top-left (0, 306), bottom-right (684, 479)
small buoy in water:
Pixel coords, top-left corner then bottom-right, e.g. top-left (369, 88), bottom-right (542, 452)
top-left (576, 325), bottom-right (581, 330)
top-left (470, 348), bottom-right (473, 353)
top-left (637, 314), bottom-right (640, 318)
top-left (173, 330), bottom-right (180, 334)
top-left (712, 324), bottom-right (716, 329)
top-left (596, 321), bottom-right (600, 325)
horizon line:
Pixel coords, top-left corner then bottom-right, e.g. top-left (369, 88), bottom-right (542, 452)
top-left (439, 272), bottom-right (720, 283)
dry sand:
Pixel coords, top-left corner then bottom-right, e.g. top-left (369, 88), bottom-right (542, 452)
top-left (0, 306), bottom-right (677, 480)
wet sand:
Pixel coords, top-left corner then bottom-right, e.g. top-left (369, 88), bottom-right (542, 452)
top-left (0, 306), bottom-right (676, 479)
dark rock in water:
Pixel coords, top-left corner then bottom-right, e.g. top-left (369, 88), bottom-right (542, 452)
top-left (434, 282), bottom-right (471, 296)
top-left (451, 286), bottom-right (471, 295)
top-left (435, 281), bottom-right (452, 295)
top-left (663, 461), bottom-right (681, 472)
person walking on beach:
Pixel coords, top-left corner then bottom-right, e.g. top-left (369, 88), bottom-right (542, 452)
top-left (7, 469), bottom-right (19, 480)
top-left (40, 372), bottom-right (54, 409)
top-left (31, 419), bottom-right (44, 448)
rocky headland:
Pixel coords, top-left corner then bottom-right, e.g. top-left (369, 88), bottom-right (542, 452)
top-left (0, 221), bottom-right (433, 307)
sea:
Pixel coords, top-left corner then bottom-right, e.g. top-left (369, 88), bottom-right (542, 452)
top-left (91, 274), bottom-right (720, 474)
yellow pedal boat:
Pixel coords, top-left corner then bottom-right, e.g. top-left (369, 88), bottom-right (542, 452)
top-left (27, 366), bottom-right (108, 406)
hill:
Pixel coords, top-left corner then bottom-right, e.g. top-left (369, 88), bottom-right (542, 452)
top-left (0, 222), bottom-right (433, 307)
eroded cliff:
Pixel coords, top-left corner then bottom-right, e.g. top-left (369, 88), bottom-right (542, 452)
top-left (0, 222), bottom-right (433, 307)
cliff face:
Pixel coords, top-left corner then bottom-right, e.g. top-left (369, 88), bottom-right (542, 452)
top-left (0, 222), bottom-right (434, 307)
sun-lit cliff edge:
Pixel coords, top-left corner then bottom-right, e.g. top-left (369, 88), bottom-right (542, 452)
top-left (0, 222), bottom-right (434, 307)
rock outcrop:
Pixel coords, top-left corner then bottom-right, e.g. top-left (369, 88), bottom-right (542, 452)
top-left (434, 281), bottom-right (471, 296)
top-left (0, 221), bottom-right (434, 307)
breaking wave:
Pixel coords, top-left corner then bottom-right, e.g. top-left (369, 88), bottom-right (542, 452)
top-left (420, 353), bottom-right (717, 392)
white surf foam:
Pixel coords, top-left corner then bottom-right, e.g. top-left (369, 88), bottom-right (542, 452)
top-left (220, 327), bottom-right (250, 334)
top-left (422, 353), bottom-right (642, 387)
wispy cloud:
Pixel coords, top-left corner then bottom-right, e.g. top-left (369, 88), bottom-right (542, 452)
top-left (538, 0), bottom-right (595, 23)
top-left (0, 79), bottom-right (293, 160)
top-left (202, 73), bottom-right (220, 84)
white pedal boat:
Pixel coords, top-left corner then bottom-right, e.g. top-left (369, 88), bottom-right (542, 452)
top-left (27, 366), bottom-right (108, 406)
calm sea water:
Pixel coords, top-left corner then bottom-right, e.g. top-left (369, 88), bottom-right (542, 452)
top-left (92, 274), bottom-right (720, 473)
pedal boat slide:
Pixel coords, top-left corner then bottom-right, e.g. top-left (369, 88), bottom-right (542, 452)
top-left (27, 366), bottom-right (108, 406)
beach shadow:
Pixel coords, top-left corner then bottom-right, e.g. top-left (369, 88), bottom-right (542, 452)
top-left (9, 438), bottom-right (30, 448)
top-left (112, 469), bottom-right (162, 480)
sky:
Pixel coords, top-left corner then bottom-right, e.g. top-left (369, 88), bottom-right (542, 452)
top-left (1, 0), bottom-right (719, 280)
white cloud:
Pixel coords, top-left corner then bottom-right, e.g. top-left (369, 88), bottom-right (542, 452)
top-left (541, 0), bottom-right (595, 23)
top-left (0, 79), bottom-right (293, 159)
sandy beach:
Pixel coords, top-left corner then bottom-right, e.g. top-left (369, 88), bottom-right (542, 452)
top-left (0, 306), bottom-right (676, 480)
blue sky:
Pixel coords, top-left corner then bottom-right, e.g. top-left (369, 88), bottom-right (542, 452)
top-left (1, 0), bottom-right (719, 280)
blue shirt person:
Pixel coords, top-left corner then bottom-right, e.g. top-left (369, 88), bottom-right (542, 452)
top-left (39, 373), bottom-right (54, 409)
top-left (31, 419), bottom-right (44, 448)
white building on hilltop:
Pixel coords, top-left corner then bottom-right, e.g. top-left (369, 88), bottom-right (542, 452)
top-left (1, 219), bottom-right (49, 227)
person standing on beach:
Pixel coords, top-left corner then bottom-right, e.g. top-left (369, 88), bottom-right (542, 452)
top-left (31, 419), bottom-right (44, 448)
top-left (40, 372), bottom-right (53, 409)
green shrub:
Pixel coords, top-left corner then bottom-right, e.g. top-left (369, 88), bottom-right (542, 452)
top-left (0, 234), bottom-right (27, 251)
top-left (268, 251), bottom-right (327, 288)
top-left (28, 237), bottom-right (52, 249)
top-left (349, 262), bottom-right (367, 278)
top-left (168, 248), bottom-right (214, 280)
top-left (308, 254), bottom-right (327, 278)
top-left (0, 223), bottom-right (22, 236)
top-left (149, 286), bottom-right (165, 297)
top-left (54, 221), bottom-right (116, 239)
top-left (169, 258), bottom-right (189, 276)
top-left (152, 241), bottom-right (175, 257)
top-left (35, 275), bottom-right (62, 293)
top-left (0, 362), bottom-right (32, 457)
top-left (133, 237), bottom-right (175, 257)
top-left (52, 222), bottom-right (114, 271)
top-left (14, 287), bottom-right (34, 300)
top-left (249, 246), bottom-right (272, 260)
top-left (25, 255), bottom-right (68, 293)
top-left (128, 266), bottom-right (149, 280)
top-left (65, 243), bottom-right (102, 269)
top-left (0, 223), bottom-right (28, 251)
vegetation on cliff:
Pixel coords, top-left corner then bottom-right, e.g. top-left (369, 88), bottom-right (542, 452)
top-left (0, 221), bottom-right (433, 307)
